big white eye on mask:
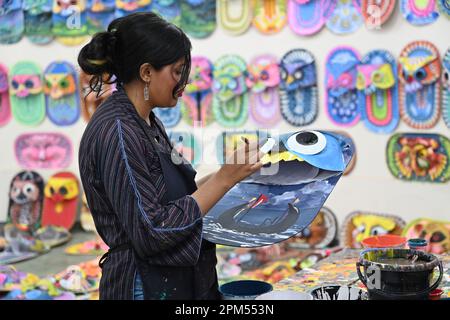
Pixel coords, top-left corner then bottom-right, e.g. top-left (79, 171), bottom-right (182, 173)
top-left (286, 131), bottom-right (327, 155)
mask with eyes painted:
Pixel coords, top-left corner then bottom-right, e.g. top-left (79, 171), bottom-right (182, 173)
top-left (204, 130), bottom-right (354, 247)
top-left (387, 133), bottom-right (450, 183)
top-left (10, 75), bottom-right (42, 98)
top-left (398, 41), bottom-right (441, 129)
top-left (186, 57), bottom-right (213, 93)
top-left (341, 212), bottom-right (406, 248)
top-left (213, 62), bottom-right (247, 102)
top-left (41, 172), bottom-right (79, 231)
top-left (403, 219), bottom-right (450, 254)
top-left (44, 73), bottom-right (76, 99)
top-left (53, 0), bottom-right (87, 15)
top-left (8, 171), bottom-right (44, 232)
top-left (246, 57), bottom-right (280, 94)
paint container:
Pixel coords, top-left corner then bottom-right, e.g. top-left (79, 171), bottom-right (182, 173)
top-left (361, 235), bottom-right (407, 249)
top-left (408, 238), bottom-right (428, 252)
top-left (219, 280), bottom-right (273, 300)
top-left (255, 290), bottom-right (313, 300)
top-left (357, 248), bottom-right (443, 300)
top-left (429, 289), bottom-right (444, 300)
top-left (309, 285), bottom-right (367, 300)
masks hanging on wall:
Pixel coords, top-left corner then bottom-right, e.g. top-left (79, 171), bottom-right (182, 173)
top-left (325, 46), bottom-right (361, 127)
top-left (280, 48), bottom-right (318, 126)
top-left (287, 0), bottom-right (336, 36)
top-left (326, 0), bottom-right (363, 35)
top-left (246, 54), bottom-right (281, 128)
top-left (23, 0), bottom-right (54, 45)
top-left (212, 55), bottom-right (249, 127)
top-left (52, 0), bottom-right (88, 45)
top-left (401, 0), bottom-right (439, 25)
top-left (252, 0), bottom-right (287, 34)
top-left (181, 56), bottom-right (215, 127)
top-left (387, 133), bottom-right (450, 183)
top-left (44, 61), bottom-right (80, 126)
top-left (180, 0), bottom-right (216, 38)
top-left (0, 63), bottom-right (11, 127)
top-left (15, 133), bottom-right (73, 169)
top-left (9, 61), bottom-right (46, 126)
top-left (357, 49), bottom-right (399, 133)
top-left (398, 41), bottom-right (441, 129)
top-left (217, 0), bottom-right (252, 36)
top-left (86, 0), bottom-right (116, 34)
top-left (152, 0), bottom-right (182, 26)
top-left (402, 218), bottom-right (450, 254)
top-left (442, 47), bottom-right (450, 128)
top-left (0, 0), bottom-right (24, 44)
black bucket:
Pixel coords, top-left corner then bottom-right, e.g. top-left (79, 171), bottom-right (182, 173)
top-left (356, 249), bottom-right (443, 300)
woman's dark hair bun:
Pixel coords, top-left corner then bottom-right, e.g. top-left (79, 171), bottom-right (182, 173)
top-left (78, 30), bottom-right (118, 94)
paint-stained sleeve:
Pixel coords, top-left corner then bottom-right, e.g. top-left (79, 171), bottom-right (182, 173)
top-left (99, 119), bottom-right (203, 266)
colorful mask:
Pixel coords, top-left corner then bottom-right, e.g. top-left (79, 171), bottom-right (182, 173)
top-left (401, 0), bottom-right (439, 25)
top-left (115, 0), bottom-right (152, 17)
top-left (288, 0), bottom-right (336, 36)
top-left (181, 56), bottom-right (214, 127)
top-left (0, 224), bottom-right (47, 265)
top-left (44, 61), bottom-right (80, 126)
top-left (357, 50), bottom-right (399, 133)
top-left (152, 0), bottom-right (181, 26)
top-left (42, 172), bottom-right (80, 231)
top-left (216, 130), bottom-right (269, 164)
top-left (167, 131), bottom-right (201, 167)
top-left (34, 225), bottom-right (71, 248)
top-left (8, 171), bottom-right (44, 232)
top-left (398, 41), bottom-right (441, 129)
top-left (86, 0), bottom-right (115, 34)
top-left (246, 55), bottom-right (281, 127)
top-left (15, 133), bottom-right (73, 169)
top-left (286, 207), bottom-right (338, 249)
top-left (9, 61), bottom-right (46, 126)
top-left (402, 218), bottom-right (450, 254)
top-left (204, 130), bottom-right (354, 247)
top-left (387, 133), bottom-right (450, 183)
top-left (325, 46), bottom-right (361, 127)
top-left (212, 55), bottom-right (248, 127)
top-left (326, 0), bottom-right (363, 35)
top-left (0, 63), bottom-right (11, 126)
top-left (52, 0), bottom-right (88, 45)
top-left (252, 0), bottom-right (287, 34)
top-left (341, 211), bottom-right (406, 248)
top-left (437, 0), bottom-right (450, 18)
top-left (361, 0), bottom-right (396, 27)
top-left (22, 0), bottom-right (53, 44)
top-left (79, 71), bottom-right (114, 122)
top-left (153, 102), bottom-right (182, 128)
top-left (442, 48), bottom-right (450, 128)
top-left (180, 0), bottom-right (216, 39)
top-left (280, 49), bottom-right (318, 126)
top-left (0, 0), bottom-right (24, 44)
top-left (217, 0), bottom-right (252, 35)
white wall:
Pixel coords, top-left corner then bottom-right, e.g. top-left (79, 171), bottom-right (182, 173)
top-left (0, 5), bottom-right (449, 226)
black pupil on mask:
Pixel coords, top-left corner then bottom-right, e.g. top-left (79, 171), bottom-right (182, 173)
top-left (60, 187), bottom-right (68, 195)
top-left (50, 186), bottom-right (55, 195)
top-left (445, 72), bottom-right (449, 81)
top-left (296, 132), bottom-right (318, 146)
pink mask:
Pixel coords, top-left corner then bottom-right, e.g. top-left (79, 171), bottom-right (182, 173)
top-left (15, 133), bottom-right (73, 169)
top-left (10, 75), bottom-right (43, 98)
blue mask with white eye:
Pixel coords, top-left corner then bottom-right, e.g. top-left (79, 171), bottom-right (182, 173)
top-left (203, 130), bottom-right (354, 248)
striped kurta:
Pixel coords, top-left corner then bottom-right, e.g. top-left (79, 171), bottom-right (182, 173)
top-left (78, 88), bottom-right (203, 300)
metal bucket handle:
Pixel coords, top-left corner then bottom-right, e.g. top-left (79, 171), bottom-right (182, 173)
top-left (356, 260), bottom-right (443, 299)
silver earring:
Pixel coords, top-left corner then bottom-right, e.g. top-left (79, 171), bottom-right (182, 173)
top-left (144, 81), bottom-right (150, 101)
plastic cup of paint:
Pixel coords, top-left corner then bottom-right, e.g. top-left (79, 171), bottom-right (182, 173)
top-left (408, 238), bottom-right (428, 252)
top-left (361, 235), bottom-right (407, 249)
top-left (429, 289), bottom-right (444, 300)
